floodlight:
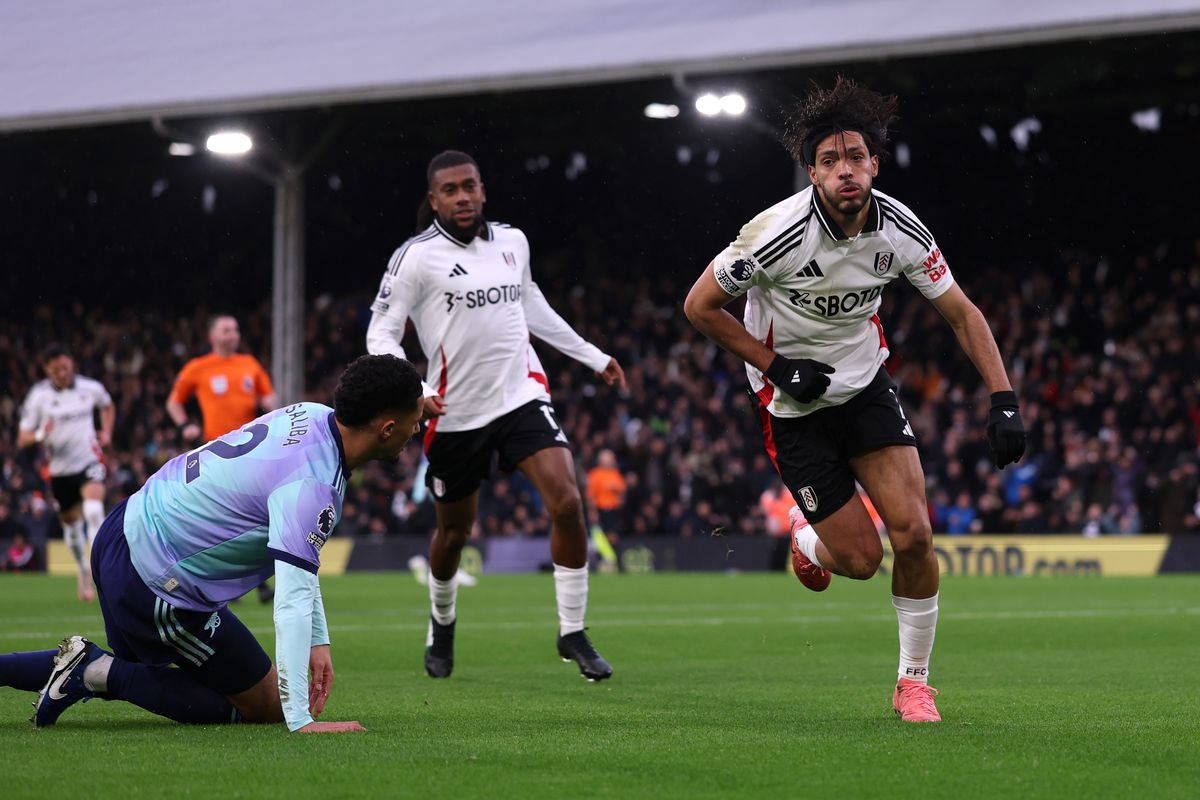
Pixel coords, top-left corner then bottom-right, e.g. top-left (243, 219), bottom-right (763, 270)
top-left (1130, 108), bottom-right (1161, 132)
top-left (695, 94), bottom-right (722, 116)
top-left (168, 142), bottom-right (195, 156)
top-left (644, 103), bottom-right (680, 119)
top-left (1009, 117), bottom-right (1041, 152)
top-left (719, 93), bottom-right (746, 115)
top-left (206, 131), bottom-right (253, 155)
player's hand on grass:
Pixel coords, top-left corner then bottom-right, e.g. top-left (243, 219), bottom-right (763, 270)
top-left (422, 396), bottom-right (447, 420)
top-left (764, 354), bottom-right (835, 404)
top-left (596, 357), bottom-right (626, 390)
top-left (308, 644), bottom-right (334, 717)
top-left (986, 391), bottom-right (1026, 469)
top-left (298, 721), bottom-right (365, 733)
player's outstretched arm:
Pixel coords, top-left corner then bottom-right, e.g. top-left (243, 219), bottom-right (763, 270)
top-left (274, 560), bottom-right (368, 732)
top-left (273, 560), bottom-right (317, 730)
top-left (929, 283), bottom-right (1026, 467)
top-left (522, 280), bottom-right (614, 377)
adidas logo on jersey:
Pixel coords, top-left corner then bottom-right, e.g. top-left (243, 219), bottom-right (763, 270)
top-left (1003, 410), bottom-right (1016, 418)
top-left (796, 260), bottom-right (824, 279)
top-left (791, 371), bottom-right (803, 383)
top-left (449, 264), bottom-right (468, 277)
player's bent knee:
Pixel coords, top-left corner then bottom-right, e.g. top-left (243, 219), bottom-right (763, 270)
top-left (890, 520), bottom-right (934, 561)
top-left (436, 524), bottom-right (472, 549)
top-left (547, 490), bottom-right (584, 527)
top-left (843, 550), bottom-right (884, 580)
top-left (229, 666), bottom-right (284, 724)
top-left (825, 535), bottom-right (883, 579)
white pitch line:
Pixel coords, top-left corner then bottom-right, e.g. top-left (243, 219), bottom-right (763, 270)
top-left (2, 606), bottom-right (1196, 641)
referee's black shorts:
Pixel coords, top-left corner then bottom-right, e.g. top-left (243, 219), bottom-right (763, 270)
top-left (757, 367), bottom-right (917, 524)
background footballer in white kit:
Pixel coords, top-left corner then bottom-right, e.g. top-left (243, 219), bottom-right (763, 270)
top-left (684, 77), bottom-right (1026, 722)
top-left (17, 343), bottom-right (115, 601)
top-left (366, 150), bottom-right (626, 681)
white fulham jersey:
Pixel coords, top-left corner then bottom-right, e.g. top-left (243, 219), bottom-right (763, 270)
top-left (712, 187), bottom-right (954, 417)
top-left (366, 219), bottom-right (610, 433)
top-left (19, 376), bottom-right (112, 475)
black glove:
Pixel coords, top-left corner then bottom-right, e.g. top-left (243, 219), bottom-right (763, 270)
top-left (764, 354), bottom-right (835, 404)
top-left (986, 390), bottom-right (1026, 469)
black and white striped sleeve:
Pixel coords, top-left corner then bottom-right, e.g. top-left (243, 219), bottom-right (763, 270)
top-left (877, 195), bottom-right (955, 300)
top-left (711, 205), bottom-right (809, 297)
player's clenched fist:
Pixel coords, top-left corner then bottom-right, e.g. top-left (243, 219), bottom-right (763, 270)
top-left (764, 354), bottom-right (836, 404)
top-left (986, 390), bottom-right (1026, 468)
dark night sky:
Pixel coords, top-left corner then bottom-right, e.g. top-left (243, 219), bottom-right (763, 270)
top-left (2, 31), bottom-right (1198, 315)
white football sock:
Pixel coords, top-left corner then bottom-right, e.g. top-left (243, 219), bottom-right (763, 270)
top-left (892, 593), bottom-right (939, 683)
top-left (429, 575), bottom-right (457, 627)
top-left (793, 523), bottom-right (825, 569)
top-left (83, 653), bottom-right (113, 692)
top-left (82, 499), bottom-right (105, 547)
top-left (554, 563), bottom-right (588, 636)
top-left (63, 519), bottom-right (89, 574)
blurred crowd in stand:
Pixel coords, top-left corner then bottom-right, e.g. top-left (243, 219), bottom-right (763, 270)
top-left (2, 242), bottom-right (1199, 567)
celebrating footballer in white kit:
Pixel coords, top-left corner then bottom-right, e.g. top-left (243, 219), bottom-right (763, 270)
top-left (18, 343), bottom-right (115, 602)
top-left (685, 77), bottom-right (1027, 722)
top-left (366, 150), bottom-right (625, 682)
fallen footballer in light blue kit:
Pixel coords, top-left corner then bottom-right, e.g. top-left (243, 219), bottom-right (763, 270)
top-left (0, 354), bottom-right (424, 733)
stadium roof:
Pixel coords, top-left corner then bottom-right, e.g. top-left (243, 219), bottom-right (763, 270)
top-left (3, 0), bottom-right (1199, 132)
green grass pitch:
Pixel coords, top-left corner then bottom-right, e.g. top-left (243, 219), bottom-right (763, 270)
top-left (2, 571), bottom-right (1198, 798)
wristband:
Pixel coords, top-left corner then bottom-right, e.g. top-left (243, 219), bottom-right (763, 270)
top-left (990, 390), bottom-right (1018, 407)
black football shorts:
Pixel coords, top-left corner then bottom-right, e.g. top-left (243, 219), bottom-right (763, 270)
top-left (756, 367), bottom-right (917, 523)
top-left (424, 400), bottom-right (570, 503)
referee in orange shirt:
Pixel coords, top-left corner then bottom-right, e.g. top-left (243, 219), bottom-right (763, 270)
top-left (166, 314), bottom-right (278, 601)
top-left (166, 315), bottom-right (276, 443)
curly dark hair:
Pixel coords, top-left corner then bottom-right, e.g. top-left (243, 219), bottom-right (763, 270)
top-left (334, 354), bottom-right (424, 427)
top-left (783, 76), bottom-right (899, 167)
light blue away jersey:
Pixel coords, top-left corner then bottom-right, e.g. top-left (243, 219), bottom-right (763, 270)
top-left (124, 403), bottom-right (348, 612)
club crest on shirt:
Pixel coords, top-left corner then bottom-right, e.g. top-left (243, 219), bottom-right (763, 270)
top-left (242, 375), bottom-right (254, 393)
top-left (874, 251), bottom-right (894, 275)
top-left (503, 251), bottom-right (517, 269)
top-left (210, 375), bottom-right (228, 395)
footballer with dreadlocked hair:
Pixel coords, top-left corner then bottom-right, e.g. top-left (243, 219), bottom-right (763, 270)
top-left (685, 76), bottom-right (1026, 722)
